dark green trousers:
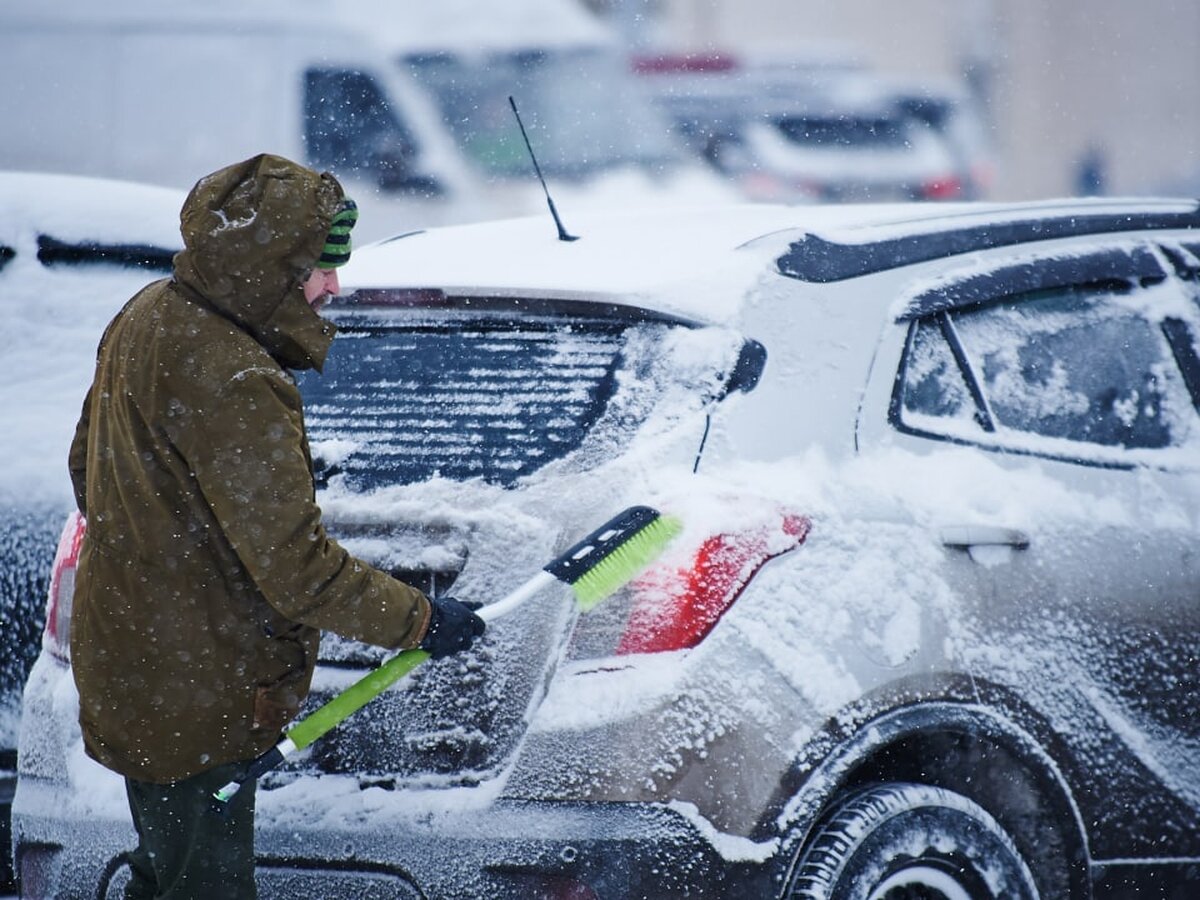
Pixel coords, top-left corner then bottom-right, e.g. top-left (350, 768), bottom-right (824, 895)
top-left (123, 761), bottom-right (257, 900)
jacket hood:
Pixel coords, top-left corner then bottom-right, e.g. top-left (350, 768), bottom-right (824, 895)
top-left (172, 153), bottom-right (342, 370)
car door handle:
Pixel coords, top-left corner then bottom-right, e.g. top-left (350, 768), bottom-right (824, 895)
top-left (939, 525), bottom-right (1030, 550)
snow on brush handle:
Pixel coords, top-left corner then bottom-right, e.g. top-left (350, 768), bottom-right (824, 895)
top-left (211, 645), bottom-right (435, 807)
top-left (284, 568), bottom-right (559, 749)
top-left (212, 507), bottom-right (667, 807)
top-left (213, 566), bottom-right (579, 806)
top-left (211, 572), bottom-right (551, 808)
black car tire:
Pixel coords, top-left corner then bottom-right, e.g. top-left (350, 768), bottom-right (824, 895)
top-left (786, 782), bottom-right (1040, 900)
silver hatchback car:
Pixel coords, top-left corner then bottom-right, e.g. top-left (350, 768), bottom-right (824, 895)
top-left (14, 199), bottom-right (1200, 899)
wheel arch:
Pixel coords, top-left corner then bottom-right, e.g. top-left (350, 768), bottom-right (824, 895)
top-left (770, 699), bottom-right (1092, 899)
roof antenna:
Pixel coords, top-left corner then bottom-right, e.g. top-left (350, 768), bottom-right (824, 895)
top-left (509, 95), bottom-right (578, 242)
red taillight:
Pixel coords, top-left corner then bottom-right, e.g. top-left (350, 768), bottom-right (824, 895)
top-left (616, 512), bottom-right (809, 655)
top-left (971, 162), bottom-right (996, 195)
top-left (529, 876), bottom-right (598, 900)
top-left (631, 52), bottom-right (740, 74)
top-left (736, 171), bottom-right (795, 203)
top-left (45, 511), bottom-right (85, 661)
top-left (343, 287), bottom-right (447, 307)
top-left (922, 175), bottom-right (964, 200)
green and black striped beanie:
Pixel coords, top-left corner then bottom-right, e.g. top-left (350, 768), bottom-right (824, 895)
top-left (316, 198), bottom-right (358, 269)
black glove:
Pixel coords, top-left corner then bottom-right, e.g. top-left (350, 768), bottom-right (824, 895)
top-left (419, 595), bottom-right (486, 659)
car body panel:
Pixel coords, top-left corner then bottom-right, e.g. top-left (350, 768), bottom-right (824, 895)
top-left (855, 232), bottom-right (1200, 859)
top-left (14, 198), bottom-right (1200, 897)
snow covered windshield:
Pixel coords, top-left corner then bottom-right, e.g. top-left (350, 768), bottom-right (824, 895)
top-left (404, 47), bottom-right (681, 178)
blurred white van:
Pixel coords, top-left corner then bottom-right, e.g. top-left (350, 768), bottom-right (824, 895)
top-left (0, 2), bottom-right (490, 239)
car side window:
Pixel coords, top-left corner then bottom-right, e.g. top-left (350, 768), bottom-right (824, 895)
top-left (900, 316), bottom-right (986, 432)
top-left (895, 276), bottom-right (1200, 458)
top-left (1160, 245), bottom-right (1200, 406)
top-left (953, 287), bottom-right (1180, 448)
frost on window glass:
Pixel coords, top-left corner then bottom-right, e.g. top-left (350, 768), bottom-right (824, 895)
top-left (951, 287), bottom-right (1189, 449)
top-left (900, 317), bottom-right (979, 430)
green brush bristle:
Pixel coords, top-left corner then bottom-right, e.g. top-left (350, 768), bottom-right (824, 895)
top-left (570, 515), bottom-right (682, 611)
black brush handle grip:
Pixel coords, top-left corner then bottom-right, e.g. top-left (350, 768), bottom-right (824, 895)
top-left (543, 506), bottom-right (660, 584)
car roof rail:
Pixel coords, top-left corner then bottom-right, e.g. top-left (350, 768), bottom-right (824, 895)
top-left (776, 204), bottom-right (1200, 283)
top-left (895, 245), bottom-right (1166, 321)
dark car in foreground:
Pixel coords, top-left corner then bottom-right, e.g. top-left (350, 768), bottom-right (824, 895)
top-left (14, 199), bottom-right (1200, 898)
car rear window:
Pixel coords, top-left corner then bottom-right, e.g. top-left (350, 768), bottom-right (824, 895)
top-left (296, 308), bottom-right (678, 489)
top-left (773, 114), bottom-right (910, 149)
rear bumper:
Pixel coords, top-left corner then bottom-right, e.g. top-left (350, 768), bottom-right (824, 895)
top-left (14, 777), bottom-right (741, 899)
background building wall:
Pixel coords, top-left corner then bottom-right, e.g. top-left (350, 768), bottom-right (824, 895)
top-left (649, 0), bottom-right (1200, 199)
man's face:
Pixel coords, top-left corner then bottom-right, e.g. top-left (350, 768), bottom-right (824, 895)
top-left (302, 268), bottom-right (340, 311)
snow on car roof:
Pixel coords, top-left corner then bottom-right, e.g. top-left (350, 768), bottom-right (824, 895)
top-left (342, 204), bottom-right (802, 322)
top-left (0, 171), bottom-right (182, 247)
top-left (342, 198), bottom-right (1197, 323)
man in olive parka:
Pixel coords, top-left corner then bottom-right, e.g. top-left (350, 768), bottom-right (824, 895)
top-left (68, 154), bottom-right (485, 899)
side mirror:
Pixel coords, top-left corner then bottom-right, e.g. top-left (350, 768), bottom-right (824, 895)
top-left (719, 338), bottom-right (767, 398)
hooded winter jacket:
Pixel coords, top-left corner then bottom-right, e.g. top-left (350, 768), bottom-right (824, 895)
top-left (68, 154), bottom-right (432, 783)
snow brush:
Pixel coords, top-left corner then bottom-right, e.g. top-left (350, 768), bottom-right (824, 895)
top-left (213, 505), bottom-right (680, 807)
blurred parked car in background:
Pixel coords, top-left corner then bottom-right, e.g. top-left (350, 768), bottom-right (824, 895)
top-left (885, 76), bottom-right (996, 199)
top-left (0, 172), bottom-right (183, 892)
top-left (15, 195), bottom-right (1200, 898)
top-left (637, 52), bottom-right (988, 204)
top-left (0, 1), bottom-right (502, 242)
top-left (336, 0), bottom-right (738, 216)
top-left (2, 1), bottom-right (736, 243)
